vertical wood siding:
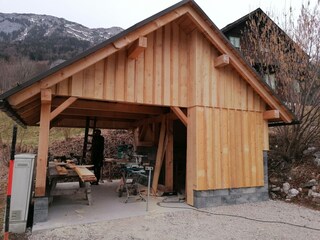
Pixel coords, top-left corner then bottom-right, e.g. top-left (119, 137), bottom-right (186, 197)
top-left (187, 30), bottom-right (268, 190)
top-left (52, 24), bottom-right (269, 191)
top-left (55, 22), bottom-right (189, 107)
top-left (189, 106), bottom-right (265, 190)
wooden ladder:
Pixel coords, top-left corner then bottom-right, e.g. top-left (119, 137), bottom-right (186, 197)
top-left (81, 116), bottom-right (97, 165)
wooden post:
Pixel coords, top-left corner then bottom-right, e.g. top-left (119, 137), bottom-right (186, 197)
top-left (165, 117), bottom-right (173, 192)
top-left (152, 116), bottom-right (166, 193)
top-left (35, 89), bottom-right (52, 196)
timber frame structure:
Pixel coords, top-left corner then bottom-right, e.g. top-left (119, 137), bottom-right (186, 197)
top-left (0, 0), bottom-right (295, 207)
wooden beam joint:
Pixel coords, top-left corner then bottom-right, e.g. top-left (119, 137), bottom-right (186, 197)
top-left (263, 110), bottom-right (280, 120)
top-left (50, 96), bottom-right (77, 121)
top-left (170, 107), bottom-right (187, 127)
top-left (214, 54), bottom-right (229, 68)
top-left (128, 37), bottom-right (147, 59)
top-left (41, 89), bottom-right (52, 103)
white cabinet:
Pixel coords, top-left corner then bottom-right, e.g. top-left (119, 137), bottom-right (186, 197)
top-left (9, 154), bottom-right (36, 233)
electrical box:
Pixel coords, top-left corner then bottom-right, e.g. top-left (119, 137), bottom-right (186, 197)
top-left (9, 153), bottom-right (36, 233)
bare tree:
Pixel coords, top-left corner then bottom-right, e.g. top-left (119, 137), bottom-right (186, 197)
top-left (241, 2), bottom-right (320, 162)
top-left (0, 57), bottom-right (49, 93)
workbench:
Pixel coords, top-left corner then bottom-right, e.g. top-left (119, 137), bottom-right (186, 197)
top-left (47, 164), bottom-right (92, 205)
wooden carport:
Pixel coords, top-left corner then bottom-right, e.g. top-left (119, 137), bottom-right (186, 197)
top-left (0, 0), bottom-right (295, 207)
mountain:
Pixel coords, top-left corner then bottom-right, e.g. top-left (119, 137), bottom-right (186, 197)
top-left (0, 12), bottom-right (123, 61)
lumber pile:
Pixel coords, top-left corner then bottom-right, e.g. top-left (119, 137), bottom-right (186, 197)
top-left (55, 165), bottom-right (68, 175)
top-left (66, 163), bottom-right (93, 169)
top-left (74, 167), bottom-right (96, 182)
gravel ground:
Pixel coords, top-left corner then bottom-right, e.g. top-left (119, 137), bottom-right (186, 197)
top-left (29, 200), bottom-right (320, 240)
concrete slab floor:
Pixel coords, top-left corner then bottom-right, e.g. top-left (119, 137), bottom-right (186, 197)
top-left (32, 180), bottom-right (188, 232)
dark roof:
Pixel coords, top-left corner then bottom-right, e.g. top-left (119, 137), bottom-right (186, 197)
top-left (221, 8), bottom-right (263, 33)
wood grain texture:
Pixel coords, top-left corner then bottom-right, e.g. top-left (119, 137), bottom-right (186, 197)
top-left (189, 106), bottom-right (265, 191)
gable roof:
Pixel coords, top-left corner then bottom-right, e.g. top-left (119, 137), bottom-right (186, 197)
top-left (0, 0), bottom-right (296, 127)
top-left (221, 8), bottom-right (264, 34)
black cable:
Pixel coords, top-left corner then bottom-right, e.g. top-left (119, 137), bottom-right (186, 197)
top-left (156, 200), bottom-right (320, 232)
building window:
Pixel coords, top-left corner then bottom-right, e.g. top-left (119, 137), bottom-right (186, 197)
top-left (263, 73), bottom-right (276, 90)
top-left (229, 36), bottom-right (240, 49)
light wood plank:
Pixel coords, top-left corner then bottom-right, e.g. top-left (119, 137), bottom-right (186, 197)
top-left (163, 24), bottom-right (171, 105)
top-left (197, 107), bottom-right (206, 190)
top-left (214, 108), bottom-right (222, 189)
top-left (205, 108), bottom-right (214, 189)
top-left (202, 37), bottom-right (210, 106)
top-left (83, 65), bottom-right (95, 98)
top-left (152, 117), bottom-right (166, 193)
top-left (154, 28), bottom-right (163, 104)
top-left (56, 78), bottom-right (69, 95)
top-left (171, 22), bottom-right (179, 105)
top-left (221, 109), bottom-right (229, 188)
top-left (144, 32), bottom-right (154, 104)
top-left (71, 71), bottom-right (84, 96)
top-left (94, 60), bottom-right (104, 99)
top-left (179, 27), bottom-right (188, 106)
top-left (125, 57), bottom-right (135, 102)
top-left (186, 107), bottom-right (196, 205)
top-left (104, 54), bottom-right (115, 100)
top-left (229, 110), bottom-right (236, 188)
top-left (242, 111), bottom-right (250, 186)
top-left (135, 49), bottom-right (144, 103)
top-left (35, 89), bottom-right (51, 196)
top-left (249, 112), bottom-right (256, 186)
top-left (115, 50), bottom-right (126, 101)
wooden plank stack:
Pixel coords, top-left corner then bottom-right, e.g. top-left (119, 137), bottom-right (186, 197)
top-left (74, 167), bottom-right (96, 182)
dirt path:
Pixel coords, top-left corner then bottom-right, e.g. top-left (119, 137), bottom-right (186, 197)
top-left (29, 200), bottom-right (320, 240)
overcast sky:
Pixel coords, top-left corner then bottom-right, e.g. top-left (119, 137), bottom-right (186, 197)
top-left (0, 0), bottom-right (316, 29)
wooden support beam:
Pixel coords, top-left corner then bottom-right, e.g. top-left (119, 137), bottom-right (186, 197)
top-left (52, 98), bottom-right (167, 115)
top-left (170, 107), bottom-right (188, 127)
top-left (41, 88), bottom-right (52, 103)
top-left (128, 37), bottom-right (147, 59)
top-left (263, 110), bottom-right (280, 120)
top-left (53, 118), bottom-right (135, 129)
top-left (35, 89), bottom-right (51, 196)
top-left (152, 116), bottom-right (167, 193)
top-left (50, 96), bottom-right (77, 121)
top-left (214, 54), bottom-right (229, 68)
top-left (165, 118), bottom-right (173, 192)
